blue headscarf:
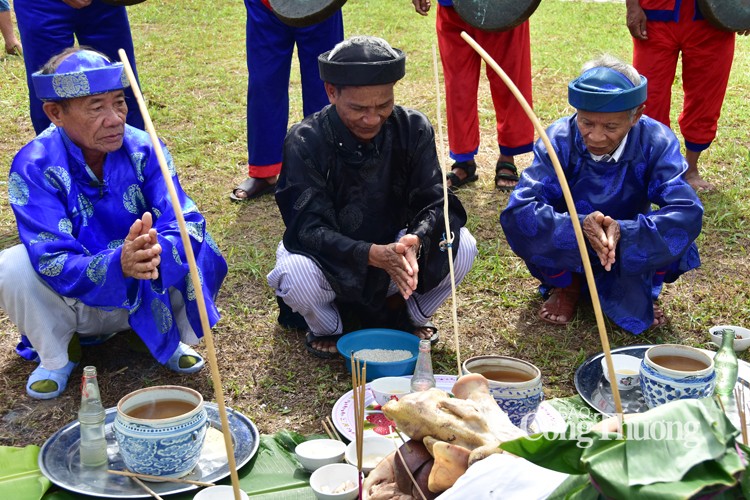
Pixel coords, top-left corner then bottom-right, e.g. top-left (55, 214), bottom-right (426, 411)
top-left (568, 66), bottom-right (647, 112)
top-left (32, 50), bottom-right (129, 102)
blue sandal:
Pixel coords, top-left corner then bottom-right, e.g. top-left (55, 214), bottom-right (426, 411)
top-left (26, 361), bottom-right (78, 400)
top-left (165, 342), bottom-right (205, 374)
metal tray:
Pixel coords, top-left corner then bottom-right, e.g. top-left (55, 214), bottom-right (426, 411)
top-left (574, 345), bottom-right (652, 416)
top-left (39, 403), bottom-right (259, 498)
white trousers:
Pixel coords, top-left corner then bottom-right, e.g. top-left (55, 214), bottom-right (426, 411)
top-left (267, 228), bottom-right (478, 336)
top-left (0, 244), bottom-right (197, 370)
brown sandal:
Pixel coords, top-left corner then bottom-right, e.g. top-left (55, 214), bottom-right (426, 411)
top-left (539, 283), bottom-right (580, 325)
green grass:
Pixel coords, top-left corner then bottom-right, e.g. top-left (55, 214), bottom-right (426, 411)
top-left (0, 0), bottom-right (749, 445)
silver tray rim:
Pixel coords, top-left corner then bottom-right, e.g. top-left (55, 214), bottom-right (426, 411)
top-left (38, 402), bottom-right (259, 498)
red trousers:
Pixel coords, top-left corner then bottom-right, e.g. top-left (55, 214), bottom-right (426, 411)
top-left (436, 5), bottom-right (534, 160)
top-left (633, 1), bottom-right (735, 151)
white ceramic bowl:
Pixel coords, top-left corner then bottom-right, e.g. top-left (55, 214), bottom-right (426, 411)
top-left (193, 485), bottom-right (249, 500)
top-left (710, 325), bottom-right (750, 352)
top-left (369, 376), bottom-right (412, 406)
top-left (600, 354), bottom-right (642, 391)
top-left (309, 463), bottom-right (360, 500)
top-left (295, 439), bottom-right (346, 472)
top-left (344, 436), bottom-right (395, 475)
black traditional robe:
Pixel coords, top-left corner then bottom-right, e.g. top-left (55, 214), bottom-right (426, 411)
top-left (275, 104), bottom-right (467, 322)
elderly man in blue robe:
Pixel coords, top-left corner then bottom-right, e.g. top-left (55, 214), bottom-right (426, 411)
top-left (500, 54), bottom-right (703, 334)
top-left (0, 48), bottom-right (228, 399)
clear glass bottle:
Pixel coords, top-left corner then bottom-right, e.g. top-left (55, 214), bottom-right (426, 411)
top-left (411, 339), bottom-right (436, 392)
top-left (714, 329), bottom-right (738, 396)
top-left (78, 366), bottom-right (108, 467)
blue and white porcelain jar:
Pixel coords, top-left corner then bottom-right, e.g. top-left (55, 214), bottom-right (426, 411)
top-left (461, 355), bottom-right (543, 427)
top-left (114, 385), bottom-right (208, 478)
top-left (640, 345), bottom-right (715, 409)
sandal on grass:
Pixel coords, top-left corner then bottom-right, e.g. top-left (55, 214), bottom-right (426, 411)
top-left (305, 331), bottom-right (343, 359)
top-left (229, 177), bottom-right (276, 202)
top-left (165, 342), bottom-right (205, 374)
top-left (446, 160), bottom-right (479, 190)
top-left (26, 361), bottom-right (78, 400)
top-left (495, 161), bottom-right (519, 191)
top-left (539, 285), bottom-right (580, 325)
top-left (413, 320), bottom-right (439, 345)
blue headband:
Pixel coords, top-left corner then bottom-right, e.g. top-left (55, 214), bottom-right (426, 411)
top-left (568, 67), bottom-right (647, 112)
top-left (32, 50), bottom-right (129, 101)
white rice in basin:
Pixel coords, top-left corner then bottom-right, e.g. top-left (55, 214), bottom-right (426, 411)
top-left (353, 348), bottom-right (412, 363)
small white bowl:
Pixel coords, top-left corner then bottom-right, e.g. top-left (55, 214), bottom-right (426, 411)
top-left (601, 354), bottom-right (641, 391)
top-left (710, 325), bottom-right (750, 352)
top-left (295, 439), bottom-right (346, 472)
top-left (309, 463), bottom-right (360, 500)
top-left (369, 376), bottom-right (412, 406)
top-left (193, 485), bottom-right (249, 500)
top-left (344, 436), bottom-right (395, 474)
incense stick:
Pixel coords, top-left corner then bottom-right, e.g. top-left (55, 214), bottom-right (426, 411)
top-left (107, 469), bottom-right (214, 487)
top-left (326, 416), bottom-right (343, 442)
top-left (459, 32), bottom-right (623, 415)
top-left (131, 477), bottom-right (164, 500)
top-left (118, 49), bottom-right (242, 500)
top-left (735, 386), bottom-right (748, 445)
top-left (322, 418), bottom-right (340, 442)
top-left (350, 355), bottom-right (366, 497)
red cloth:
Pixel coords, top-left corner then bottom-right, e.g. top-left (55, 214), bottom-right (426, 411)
top-left (436, 5), bottom-right (534, 158)
top-left (633, 0), bottom-right (735, 149)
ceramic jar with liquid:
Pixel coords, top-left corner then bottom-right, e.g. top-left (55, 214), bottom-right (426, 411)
top-left (639, 345), bottom-right (716, 409)
top-left (114, 385), bottom-right (208, 478)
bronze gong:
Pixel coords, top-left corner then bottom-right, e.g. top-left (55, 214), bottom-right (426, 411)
top-left (698, 0), bottom-right (750, 32)
top-left (452, 0), bottom-right (541, 32)
top-left (269, 0), bottom-right (347, 28)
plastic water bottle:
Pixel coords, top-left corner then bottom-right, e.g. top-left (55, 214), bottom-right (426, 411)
top-left (714, 329), bottom-right (738, 396)
top-left (78, 366), bottom-right (108, 467)
top-left (411, 339), bottom-right (436, 392)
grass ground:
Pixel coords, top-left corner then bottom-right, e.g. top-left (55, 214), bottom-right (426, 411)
top-left (0, 0), bottom-right (748, 447)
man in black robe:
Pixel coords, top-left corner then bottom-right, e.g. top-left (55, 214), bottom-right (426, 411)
top-left (267, 36), bottom-right (477, 358)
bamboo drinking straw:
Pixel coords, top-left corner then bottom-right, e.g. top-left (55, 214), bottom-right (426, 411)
top-left (118, 49), bottom-right (243, 499)
top-left (458, 32), bottom-right (624, 415)
top-left (432, 45), bottom-right (463, 378)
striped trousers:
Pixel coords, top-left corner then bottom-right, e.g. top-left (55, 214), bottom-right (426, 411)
top-left (267, 228), bottom-right (478, 336)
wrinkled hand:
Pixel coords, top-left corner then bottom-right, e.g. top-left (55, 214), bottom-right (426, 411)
top-left (121, 212), bottom-right (162, 280)
top-left (369, 234), bottom-right (421, 299)
top-left (61, 0), bottom-right (93, 8)
top-left (412, 0), bottom-right (431, 15)
top-left (625, 0), bottom-right (648, 40)
top-left (583, 212), bottom-right (620, 271)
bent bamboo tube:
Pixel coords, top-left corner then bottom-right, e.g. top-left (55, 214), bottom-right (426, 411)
top-left (118, 49), bottom-right (243, 499)
top-left (432, 44), bottom-right (462, 377)
top-left (459, 32), bottom-right (623, 415)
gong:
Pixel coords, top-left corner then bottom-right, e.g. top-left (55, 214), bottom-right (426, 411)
top-left (698, 0), bottom-right (750, 32)
top-left (269, 0), bottom-right (347, 28)
top-left (99, 0), bottom-right (147, 5)
top-left (452, 0), bottom-right (541, 32)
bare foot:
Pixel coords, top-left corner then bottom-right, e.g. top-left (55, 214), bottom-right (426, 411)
top-left (309, 338), bottom-right (338, 353)
top-left (685, 172), bottom-right (714, 192)
top-left (651, 304), bottom-right (667, 328)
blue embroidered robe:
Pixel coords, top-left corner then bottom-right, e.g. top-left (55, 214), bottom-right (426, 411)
top-left (500, 114), bottom-right (703, 334)
top-left (8, 124), bottom-right (228, 362)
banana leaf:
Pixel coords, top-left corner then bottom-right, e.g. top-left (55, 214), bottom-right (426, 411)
top-left (547, 474), bottom-right (601, 500)
top-left (502, 399), bottom-right (746, 499)
top-left (0, 445), bottom-right (51, 500)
